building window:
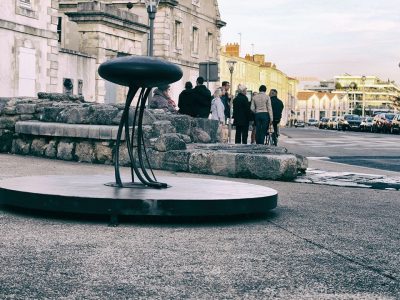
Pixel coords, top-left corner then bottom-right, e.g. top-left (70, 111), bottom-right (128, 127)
top-left (192, 27), bottom-right (199, 54)
top-left (207, 32), bottom-right (213, 57)
top-left (18, 47), bottom-right (36, 97)
top-left (57, 17), bottom-right (62, 43)
top-left (174, 21), bottom-right (183, 50)
top-left (19, 0), bottom-right (32, 9)
top-left (78, 80), bottom-right (83, 96)
top-left (63, 78), bottom-right (74, 95)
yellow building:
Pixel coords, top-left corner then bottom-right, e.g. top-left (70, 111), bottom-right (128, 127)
top-left (220, 43), bottom-right (298, 125)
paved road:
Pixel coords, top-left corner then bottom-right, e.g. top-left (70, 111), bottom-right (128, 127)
top-left (280, 127), bottom-right (400, 172)
top-left (0, 154), bottom-right (399, 299)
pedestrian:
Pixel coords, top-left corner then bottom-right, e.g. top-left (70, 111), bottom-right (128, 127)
top-left (178, 81), bottom-right (195, 117)
top-left (221, 81), bottom-right (231, 122)
top-left (192, 76), bottom-right (212, 118)
top-left (233, 84), bottom-right (251, 144)
top-left (250, 85), bottom-right (273, 144)
top-left (149, 85), bottom-right (177, 113)
top-left (250, 91), bottom-right (257, 144)
top-left (269, 89), bottom-right (284, 136)
top-left (210, 88), bottom-right (225, 123)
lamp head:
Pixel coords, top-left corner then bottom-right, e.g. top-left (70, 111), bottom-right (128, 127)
top-left (361, 75), bottom-right (366, 82)
top-left (145, 0), bottom-right (160, 13)
top-left (227, 60), bottom-right (237, 73)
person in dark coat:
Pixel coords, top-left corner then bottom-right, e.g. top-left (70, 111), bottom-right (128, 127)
top-left (192, 76), bottom-right (212, 118)
top-left (220, 81), bottom-right (231, 122)
top-left (269, 89), bottom-right (284, 136)
top-left (149, 85), bottom-right (176, 113)
top-left (233, 84), bottom-right (251, 144)
top-left (178, 81), bottom-right (195, 117)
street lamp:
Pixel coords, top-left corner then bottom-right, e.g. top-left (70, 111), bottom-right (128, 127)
top-left (361, 75), bottom-right (366, 117)
top-left (226, 60), bottom-right (237, 143)
top-left (349, 82), bottom-right (356, 114)
top-left (144, 0), bottom-right (160, 56)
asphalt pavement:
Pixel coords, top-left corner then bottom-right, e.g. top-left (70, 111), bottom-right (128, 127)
top-left (0, 153), bottom-right (399, 299)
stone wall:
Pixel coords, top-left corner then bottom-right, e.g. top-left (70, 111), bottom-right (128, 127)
top-left (0, 94), bottom-right (307, 181)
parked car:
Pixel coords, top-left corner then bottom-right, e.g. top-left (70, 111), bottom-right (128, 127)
top-left (360, 117), bottom-right (374, 132)
top-left (372, 113), bottom-right (396, 133)
top-left (337, 114), bottom-right (362, 131)
top-left (327, 117), bottom-right (339, 130)
top-left (294, 120), bottom-right (305, 128)
top-left (318, 117), bottom-right (330, 129)
top-left (307, 118), bottom-right (319, 126)
top-left (389, 113), bottom-right (400, 134)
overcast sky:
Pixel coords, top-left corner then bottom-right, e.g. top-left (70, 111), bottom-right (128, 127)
top-left (218, 0), bottom-right (400, 84)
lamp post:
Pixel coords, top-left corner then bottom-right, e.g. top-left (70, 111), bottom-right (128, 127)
top-left (361, 75), bottom-right (366, 117)
top-left (227, 60), bottom-right (237, 143)
top-left (144, 0), bottom-right (160, 56)
top-left (349, 82), bottom-right (356, 114)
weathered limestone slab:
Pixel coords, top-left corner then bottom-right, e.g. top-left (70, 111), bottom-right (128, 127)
top-left (154, 133), bottom-right (186, 152)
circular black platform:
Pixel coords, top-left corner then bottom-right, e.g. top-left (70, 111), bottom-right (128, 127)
top-left (0, 175), bottom-right (277, 217)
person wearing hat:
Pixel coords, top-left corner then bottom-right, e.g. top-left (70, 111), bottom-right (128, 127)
top-left (149, 84), bottom-right (177, 113)
top-left (233, 84), bottom-right (251, 144)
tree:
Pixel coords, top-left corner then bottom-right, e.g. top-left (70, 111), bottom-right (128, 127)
top-left (335, 82), bottom-right (342, 90)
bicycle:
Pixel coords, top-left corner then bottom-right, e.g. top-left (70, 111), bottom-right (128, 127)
top-left (265, 123), bottom-right (278, 146)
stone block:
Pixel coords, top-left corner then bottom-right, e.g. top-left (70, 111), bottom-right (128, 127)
top-left (168, 115), bottom-right (192, 135)
top-left (57, 140), bottom-right (75, 161)
top-left (76, 126), bottom-right (90, 138)
top-left (88, 126), bottom-right (100, 139)
top-left (31, 138), bottom-right (47, 156)
top-left (38, 123), bottom-right (57, 136)
top-left (19, 114), bottom-right (34, 121)
top-left (195, 118), bottom-right (219, 142)
top-left (16, 103), bottom-right (36, 114)
top-left (42, 106), bottom-right (63, 122)
top-left (0, 116), bottom-right (20, 129)
top-left (208, 152), bottom-right (237, 177)
top-left (176, 133), bottom-right (192, 143)
top-left (94, 142), bottom-right (113, 164)
top-left (191, 128), bottom-right (211, 143)
top-left (153, 133), bottom-right (186, 152)
top-left (62, 125), bottom-right (78, 138)
top-left (75, 141), bottom-right (95, 163)
top-left (44, 141), bottom-right (57, 158)
top-left (0, 129), bottom-right (13, 152)
top-left (89, 106), bottom-right (119, 125)
top-left (161, 150), bottom-right (190, 172)
top-left (152, 121), bottom-right (175, 137)
top-left (99, 126), bottom-right (112, 140)
top-left (11, 138), bottom-right (31, 155)
top-left (236, 154), bottom-right (297, 180)
top-left (3, 106), bottom-right (17, 115)
top-left (188, 151), bottom-right (213, 174)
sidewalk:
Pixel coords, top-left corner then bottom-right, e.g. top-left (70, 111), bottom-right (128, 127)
top-left (0, 153), bottom-right (399, 299)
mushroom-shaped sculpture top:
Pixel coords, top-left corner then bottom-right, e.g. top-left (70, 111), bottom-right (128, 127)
top-left (98, 56), bottom-right (183, 87)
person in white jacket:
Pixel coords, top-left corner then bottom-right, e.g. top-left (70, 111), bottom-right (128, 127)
top-left (210, 88), bottom-right (225, 124)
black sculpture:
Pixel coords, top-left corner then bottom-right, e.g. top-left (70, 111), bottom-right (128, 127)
top-left (98, 56), bottom-right (183, 188)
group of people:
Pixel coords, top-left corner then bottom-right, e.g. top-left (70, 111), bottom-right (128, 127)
top-left (149, 77), bottom-right (284, 145)
top-left (149, 76), bottom-right (213, 118)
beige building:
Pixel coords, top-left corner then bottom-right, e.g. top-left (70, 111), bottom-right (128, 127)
top-left (296, 91), bottom-right (349, 121)
top-left (334, 75), bottom-right (400, 115)
top-left (220, 43), bottom-right (298, 125)
top-left (1, 0), bottom-right (225, 103)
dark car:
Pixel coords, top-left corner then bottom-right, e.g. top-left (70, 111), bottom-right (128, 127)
top-left (294, 120), bottom-right (305, 128)
top-left (389, 113), bottom-right (400, 134)
top-left (338, 114), bottom-right (362, 131)
top-left (372, 113), bottom-right (396, 133)
top-left (318, 117), bottom-right (330, 129)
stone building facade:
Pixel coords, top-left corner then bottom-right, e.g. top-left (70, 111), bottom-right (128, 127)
top-left (1, 0), bottom-right (225, 104)
top-left (220, 43), bottom-right (298, 126)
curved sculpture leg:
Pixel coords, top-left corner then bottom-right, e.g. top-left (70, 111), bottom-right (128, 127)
top-left (114, 86), bottom-right (139, 187)
top-left (114, 86), bottom-right (168, 189)
top-left (136, 88), bottom-right (167, 188)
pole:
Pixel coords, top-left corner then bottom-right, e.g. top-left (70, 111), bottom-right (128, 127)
top-left (148, 12), bottom-right (155, 56)
top-left (228, 71), bottom-right (233, 143)
top-left (362, 85), bottom-right (365, 117)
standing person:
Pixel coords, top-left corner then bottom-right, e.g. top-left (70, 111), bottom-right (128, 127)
top-left (210, 88), bottom-right (225, 123)
top-left (233, 84), bottom-right (251, 144)
top-left (251, 85), bottom-right (273, 144)
top-left (250, 91), bottom-right (258, 144)
top-left (149, 85), bottom-right (177, 113)
top-left (220, 81), bottom-right (231, 122)
top-left (178, 81), bottom-right (194, 117)
top-left (269, 89), bottom-right (284, 136)
top-left (192, 76), bottom-right (212, 118)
